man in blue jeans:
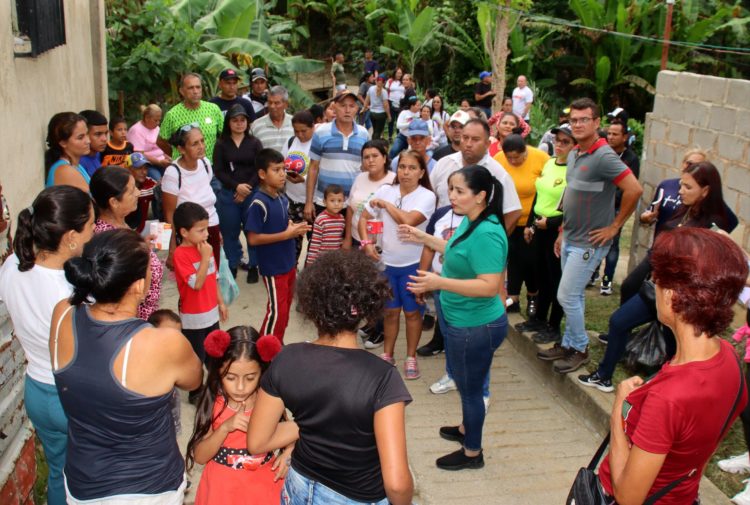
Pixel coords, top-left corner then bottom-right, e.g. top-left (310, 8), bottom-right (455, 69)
top-left (536, 98), bottom-right (642, 374)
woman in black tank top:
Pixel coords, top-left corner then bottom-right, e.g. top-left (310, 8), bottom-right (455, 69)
top-left (50, 229), bottom-right (203, 503)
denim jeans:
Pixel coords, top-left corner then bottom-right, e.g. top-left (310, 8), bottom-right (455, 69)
top-left (596, 294), bottom-right (654, 380)
top-left (558, 242), bottom-right (609, 352)
top-left (388, 134), bottom-right (408, 159)
top-left (603, 230), bottom-right (621, 282)
top-left (444, 314), bottom-right (507, 451)
top-left (282, 467), bottom-right (388, 505)
top-left (435, 293), bottom-right (490, 398)
top-left (25, 375), bottom-right (68, 505)
top-left (216, 187), bottom-right (253, 269)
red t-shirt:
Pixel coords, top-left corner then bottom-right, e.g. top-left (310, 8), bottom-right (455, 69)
top-left (599, 339), bottom-right (746, 504)
top-left (173, 245), bottom-right (219, 329)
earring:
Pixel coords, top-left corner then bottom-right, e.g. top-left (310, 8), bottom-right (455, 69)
top-left (68, 242), bottom-right (77, 250)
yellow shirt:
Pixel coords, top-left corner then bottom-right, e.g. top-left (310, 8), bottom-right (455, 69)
top-left (494, 146), bottom-right (549, 226)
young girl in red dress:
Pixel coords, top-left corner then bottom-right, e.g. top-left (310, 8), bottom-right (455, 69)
top-left (186, 326), bottom-right (293, 504)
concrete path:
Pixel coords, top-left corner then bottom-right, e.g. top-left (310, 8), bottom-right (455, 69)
top-left (161, 260), bottom-right (599, 504)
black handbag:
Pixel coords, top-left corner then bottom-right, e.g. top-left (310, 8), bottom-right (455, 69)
top-left (625, 321), bottom-right (668, 369)
top-left (566, 352), bottom-right (745, 505)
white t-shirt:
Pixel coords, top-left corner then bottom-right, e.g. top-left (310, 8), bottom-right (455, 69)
top-left (365, 184), bottom-right (436, 267)
top-left (429, 151), bottom-right (522, 214)
top-left (348, 171), bottom-right (396, 242)
top-left (282, 137), bottom-right (312, 204)
top-left (162, 157), bottom-right (219, 226)
top-left (387, 79), bottom-right (405, 107)
top-left (367, 86), bottom-right (389, 114)
top-left (396, 110), bottom-right (419, 135)
top-left (0, 254), bottom-right (73, 384)
top-left (432, 111), bottom-right (449, 147)
top-left (512, 86), bottom-right (534, 120)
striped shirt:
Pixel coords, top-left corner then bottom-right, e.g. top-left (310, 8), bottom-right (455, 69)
top-left (250, 113), bottom-right (294, 153)
top-left (306, 211), bottom-right (345, 265)
top-left (309, 121), bottom-right (370, 205)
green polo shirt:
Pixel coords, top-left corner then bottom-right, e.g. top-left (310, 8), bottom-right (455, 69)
top-left (440, 215), bottom-right (508, 327)
top-left (159, 101), bottom-right (224, 160)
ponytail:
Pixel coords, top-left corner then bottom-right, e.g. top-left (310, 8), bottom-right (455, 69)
top-left (13, 186), bottom-right (92, 272)
top-left (449, 166), bottom-right (504, 248)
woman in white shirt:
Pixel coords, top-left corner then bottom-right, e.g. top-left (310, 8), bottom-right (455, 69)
top-left (431, 95), bottom-right (450, 147)
top-left (389, 95), bottom-right (421, 159)
top-left (162, 125), bottom-right (222, 269)
top-left (364, 77), bottom-right (391, 140)
top-left (386, 67), bottom-right (405, 141)
top-left (283, 110), bottom-right (315, 261)
top-left (0, 186), bottom-right (95, 505)
top-left (359, 151), bottom-right (436, 381)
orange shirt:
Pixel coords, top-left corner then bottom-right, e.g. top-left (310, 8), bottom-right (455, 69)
top-left (494, 146), bottom-right (549, 226)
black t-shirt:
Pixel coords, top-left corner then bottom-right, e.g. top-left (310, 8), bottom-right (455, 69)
top-left (261, 343), bottom-right (412, 502)
top-left (474, 82), bottom-right (493, 108)
top-left (212, 134), bottom-right (264, 190)
top-left (614, 147), bottom-right (641, 209)
top-left (208, 96), bottom-right (257, 124)
top-left (433, 143), bottom-right (458, 161)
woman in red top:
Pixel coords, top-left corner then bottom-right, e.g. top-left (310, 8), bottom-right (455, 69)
top-left (597, 227), bottom-right (748, 505)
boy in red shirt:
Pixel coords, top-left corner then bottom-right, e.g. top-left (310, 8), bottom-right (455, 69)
top-left (173, 202), bottom-right (228, 403)
top-left (125, 152), bottom-right (158, 233)
top-left (305, 184), bottom-right (345, 265)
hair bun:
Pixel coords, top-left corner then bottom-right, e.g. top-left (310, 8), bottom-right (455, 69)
top-left (64, 256), bottom-right (96, 289)
top-left (257, 334), bottom-right (282, 362)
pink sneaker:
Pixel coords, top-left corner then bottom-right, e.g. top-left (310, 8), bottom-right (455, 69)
top-left (380, 353), bottom-right (395, 366)
top-left (404, 357), bottom-right (421, 380)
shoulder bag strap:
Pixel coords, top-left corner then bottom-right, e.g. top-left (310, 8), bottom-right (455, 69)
top-left (644, 350), bottom-right (745, 505)
top-left (587, 432), bottom-right (611, 470)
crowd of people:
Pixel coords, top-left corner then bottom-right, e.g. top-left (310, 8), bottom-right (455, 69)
top-left (1, 53), bottom-right (749, 505)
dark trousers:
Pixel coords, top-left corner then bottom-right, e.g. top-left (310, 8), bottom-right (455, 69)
top-left (261, 269), bottom-right (296, 342)
top-left (596, 294), bottom-right (654, 380)
top-left (183, 321), bottom-right (220, 364)
top-left (603, 230), bottom-right (621, 282)
top-left (216, 188), bottom-right (252, 269)
top-left (371, 112), bottom-right (387, 140)
top-left (387, 105), bottom-right (401, 140)
top-left (620, 256), bottom-right (651, 305)
top-left (507, 227), bottom-right (538, 296)
top-left (535, 227), bottom-right (564, 331)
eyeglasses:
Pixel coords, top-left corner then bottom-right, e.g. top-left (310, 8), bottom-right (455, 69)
top-left (569, 117), bottom-right (594, 126)
top-left (180, 122), bottom-right (200, 133)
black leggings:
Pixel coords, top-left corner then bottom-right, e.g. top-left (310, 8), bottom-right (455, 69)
top-left (534, 227), bottom-right (564, 331)
top-left (507, 227), bottom-right (538, 296)
top-left (371, 112), bottom-right (387, 140)
top-left (620, 255), bottom-right (651, 305)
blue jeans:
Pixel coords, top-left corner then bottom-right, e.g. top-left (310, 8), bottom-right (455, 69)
top-left (388, 134), bottom-right (408, 159)
top-left (435, 293), bottom-right (490, 398)
top-left (282, 467), bottom-right (388, 505)
top-left (444, 314), bottom-right (507, 451)
top-left (558, 242), bottom-right (609, 352)
top-left (217, 187), bottom-right (253, 270)
top-left (603, 230), bottom-right (621, 281)
top-left (596, 294), bottom-right (654, 380)
top-left (25, 375), bottom-right (68, 505)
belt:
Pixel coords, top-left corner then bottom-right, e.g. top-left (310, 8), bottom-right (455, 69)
top-left (212, 447), bottom-right (273, 471)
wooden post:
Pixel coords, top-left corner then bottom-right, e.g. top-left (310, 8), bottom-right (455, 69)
top-left (660, 0), bottom-right (675, 71)
top-left (118, 90), bottom-right (125, 118)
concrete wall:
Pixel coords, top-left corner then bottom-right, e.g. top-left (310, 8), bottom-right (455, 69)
top-left (0, 0), bottom-right (108, 214)
top-left (0, 2), bottom-right (107, 502)
top-left (629, 71), bottom-right (750, 268)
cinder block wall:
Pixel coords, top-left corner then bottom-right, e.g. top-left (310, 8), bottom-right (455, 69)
top-left (630, 71), bottom-right (750, 268)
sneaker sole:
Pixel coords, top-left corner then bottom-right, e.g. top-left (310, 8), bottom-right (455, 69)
top-left (436, 458), bottom-right (484, 471)
top-left (537, 353), bottom-right (569, 362)
top-left (577, 377), bottom-right (614, 393)
top-left (405, 373), bottom-right (421, 380)
top-left (554, 357), bottom-right (590, 374)
top-left (718, 464), bottom-right (750, 474)
top-left (417, 348), bottom-right (444, 357)
top-left (364, 341), bottom-right (384, 349)
top-left (430, 385), bottom-right (457, 394)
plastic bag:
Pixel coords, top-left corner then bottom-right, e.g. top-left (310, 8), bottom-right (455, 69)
top-left (625, 321), bottom-right (667, 368)
top-left (218, 249), bottom-right (239, 306)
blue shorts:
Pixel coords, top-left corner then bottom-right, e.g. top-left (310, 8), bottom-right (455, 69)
top-left (384, 263), bottom-right (424, 313)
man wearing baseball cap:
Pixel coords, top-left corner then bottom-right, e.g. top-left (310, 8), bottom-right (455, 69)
top-left (391, 119), bottom-right (436, 173)
top-left (433, 110), bottom-right (471, 161)
top-left (244, 67), bottom-right (269, 118)
top-left (474, 71), bottom-right (495, 119)
top-left (209, 69), bottom-right (256, 123)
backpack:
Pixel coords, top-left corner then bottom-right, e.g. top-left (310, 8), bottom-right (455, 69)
top-left (169, 158), bottom-right (210, 189)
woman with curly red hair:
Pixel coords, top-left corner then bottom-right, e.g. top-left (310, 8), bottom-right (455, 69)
top-left (595, 227), bottom-right (748, 504)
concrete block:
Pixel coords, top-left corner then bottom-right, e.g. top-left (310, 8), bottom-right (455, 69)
top-left (726, 164), bottom-right (748, 191)
top-left (709, 106), bottom-right (738, 135)
top-left (655, 70), bottom-right (678, 95)
top-left (653, 144), bottom-right (676, 168)
top-left (738, 194), bottom-right (750, 223)
top-left (717, 134), bottom-right (749, 162)
top-left (692, 129), bottom-right (717, 151)
top-left (737, 116), bottom-right (750, 139)
top-left (674, 72), bottom-right (701, 100)
top-left (653, 96), bottom-right (684, 121)
top-left (682, 101), bottom-right (711, 128)
top-left (727, 79), bottom-right (750, 109)
top-left (648, 119), bottom-right (667, 142)
top-left (724, 187), bottom-right (740, 212)
top-left (698, 75), bottom-right (728, 104)
top-left (667, 123), bottom-right (691, 146)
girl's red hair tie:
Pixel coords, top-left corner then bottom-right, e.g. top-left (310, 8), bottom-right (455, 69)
top-left (257, 334), bottom-right (282, 362)
top-left (205, 329), bottom-right (231, 358)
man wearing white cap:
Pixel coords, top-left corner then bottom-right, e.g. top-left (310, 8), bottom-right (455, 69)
top-left (390, 119), bottom-right (436, 173)
top-left (433, 110), bottom-right (470, 161)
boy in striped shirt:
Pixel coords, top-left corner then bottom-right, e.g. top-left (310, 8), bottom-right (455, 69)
top-left (306, 184), bottom-right (346, 266)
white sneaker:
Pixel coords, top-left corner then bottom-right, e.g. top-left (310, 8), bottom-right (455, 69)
top-left (429, 374), bottom-right (457, 394)
top-left (732, 479), bottom-right (750, 505)
top-left (720, 452), bottom-right (750, 474)
top-left (483, 395), bottom-right (491, 413)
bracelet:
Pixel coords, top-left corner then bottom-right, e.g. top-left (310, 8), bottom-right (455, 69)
top-left (359, 240), bottom-right (373, 249)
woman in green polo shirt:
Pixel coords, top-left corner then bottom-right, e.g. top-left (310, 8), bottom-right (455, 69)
top-left (401, 165), bottom-right (508, 471)
top-left (522, 123), bottom-right (574, 344)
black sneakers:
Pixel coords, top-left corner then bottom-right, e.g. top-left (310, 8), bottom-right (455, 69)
top-left (436, 448), bottom-right (484, 471)
top-left (577, 371), bottom-right (614, 392)
top-left (439, 425), bottom-right (465, 444)
top-left (417, 339), bottom-right (444, 356)
top-left (246, 266), bottom-right (259, 284)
